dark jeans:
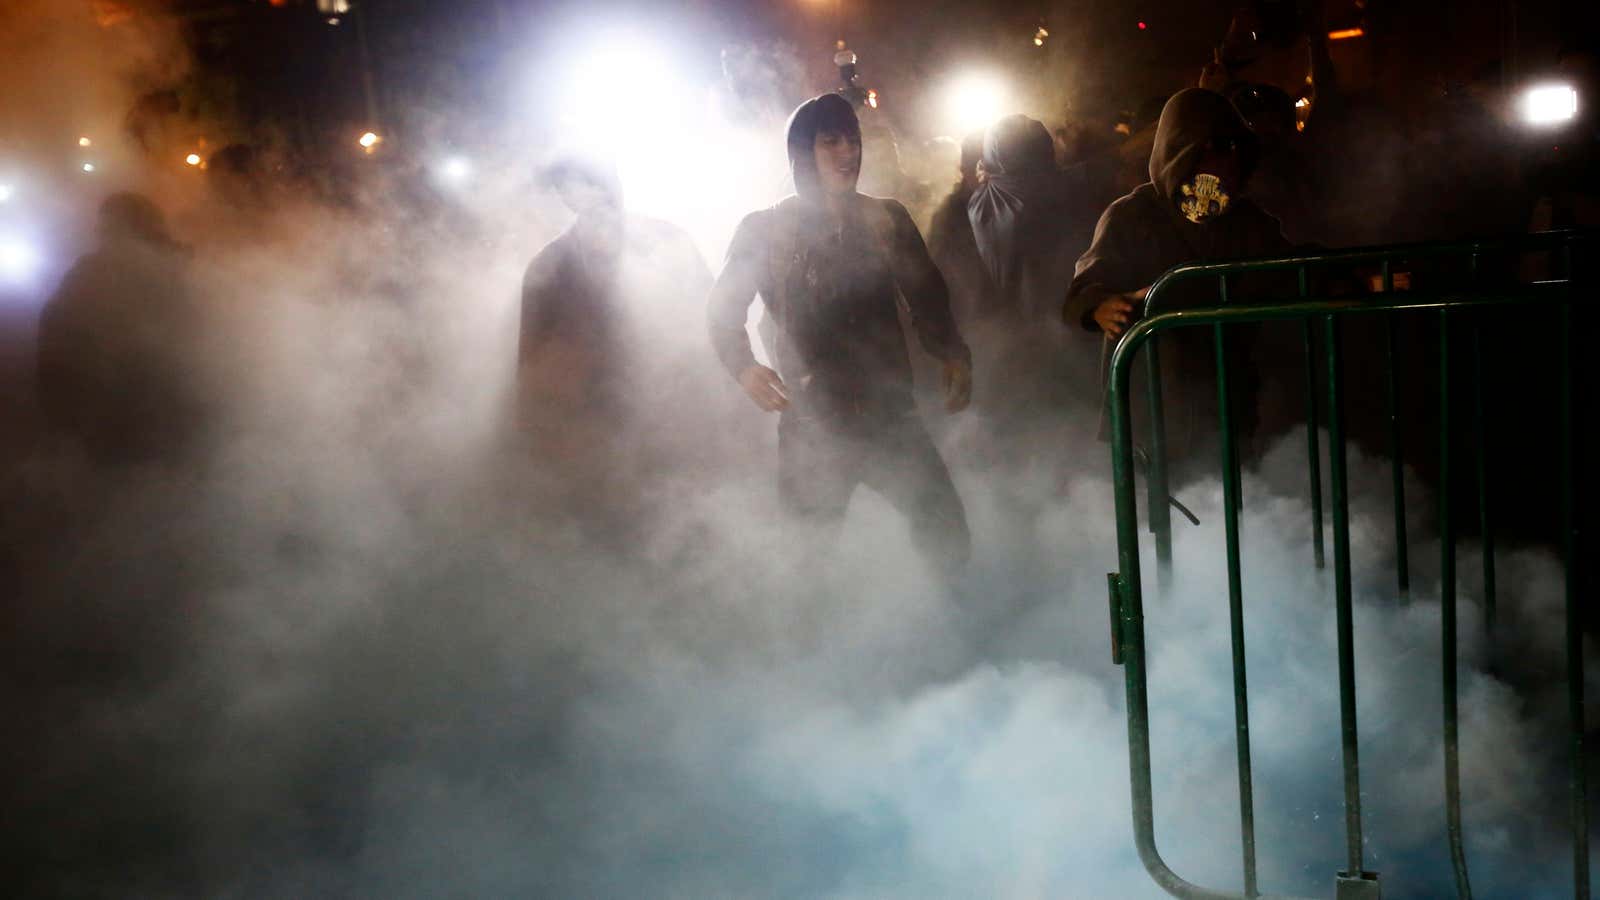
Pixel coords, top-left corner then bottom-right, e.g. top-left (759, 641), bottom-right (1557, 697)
top-left (778, 411), bottom-right (971, 569)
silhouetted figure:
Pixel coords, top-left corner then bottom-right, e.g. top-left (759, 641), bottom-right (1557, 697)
top-left (925, 132), bottom-right (996, 325)
top-left (707, 94), bottom-right (973, 569)
top-left (37, 193), bottom-right (203, 464)
top-left (1066, 89), bottom-right (1290, 480)
top-left (517, 155), bottom-right (716, 526)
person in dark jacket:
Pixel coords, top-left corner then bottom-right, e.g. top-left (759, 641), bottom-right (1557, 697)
top-left (1064, 88), bottom-right (1290, 480)
top-left (707, 93), bottom-right (974, 569)
top-left (517, 154), bottom-right (716, 522)
top-left (967, 115), bottom-right (1078, 322)
top-left (925, 131), bottom-right (995, 325)
top-left (37, 193), bottom-right (203, 464)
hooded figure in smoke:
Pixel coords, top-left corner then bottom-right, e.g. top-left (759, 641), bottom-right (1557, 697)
top-left (1065, 88), bottom-right (1290, 478)
top-left (36, 193), bottom-right (205, 464)
top-left (966, 115), bottom-right (1078, 321)
top-left (518, 154), bottom-right (716, 526)
top-left (707, 92), bottom-right (974, 568)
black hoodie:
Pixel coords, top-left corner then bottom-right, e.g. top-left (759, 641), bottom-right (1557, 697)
top-left (707, 93), bottom-right (969, 423)
top-left (1063, 89), bottom-right (1290, 473)
top-left (966, 115), bottom-right (1076, 319)
top-left (1065, 88), bottom-right (1288, 330)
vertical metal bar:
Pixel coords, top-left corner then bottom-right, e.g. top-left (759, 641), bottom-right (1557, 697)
top-left (1146, 339), bottom-right (1172, 583)
top-left (1215, 322), bottom-right (1258, 897)
top-left (1325, 312), bottom-right (1365, 877)
top-left (1219, 275), bottom-right (1242, 512)
top-left (1301, 267), bottom-right (1325, 569)
top-left (1384, 261), bottom-right (1410, 599)
top-left (1440, 309), bottom-right (1473, 898)
top-left (1559, 246), bottom-right (1589, 899)
top-left (1472, 324), bottom-right (1495, 631)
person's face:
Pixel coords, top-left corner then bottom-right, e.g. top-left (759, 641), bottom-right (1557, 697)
top-left (813, 129), bottom-right (861, 196)
top-left (1193, 137), bottom-right (1242, 190)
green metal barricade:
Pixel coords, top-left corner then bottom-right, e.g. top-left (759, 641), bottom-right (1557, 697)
top-left (1103, 230), bottom-right (1592, 900)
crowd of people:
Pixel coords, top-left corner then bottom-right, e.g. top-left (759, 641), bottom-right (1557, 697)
top-left (28, 34), bottom-right (1600, 574)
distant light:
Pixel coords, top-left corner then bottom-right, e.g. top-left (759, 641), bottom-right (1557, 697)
top-left (1521, 84), bottom-right (1579, 126)
top-left (0, 184), bottom-right (12, 204)
top-left (1295, 97), bottom-right (1310, 108)
top-left (77, 136), bottom-right (92, 147)
top-left (437, 155), bottom-right (472, 183)
top-left (1328, 28), bottom-right (1364, 40)
top-left (326, 17), bottom-right (340, 25)
top-left (943, 71), bottom-right (1010, 135)
top-left (1034, 26), bottom-right (1049, 47)
top-left (866, 89), bottom-right (879, 109)
top-left (81, 162), bottom-right (96, 173)
top-left (1137, 21), bottom-right (1147, 30)
top-left (359, 131), bottom-right (381, 151)
top-left (0, 235), bottom-right (41, 284)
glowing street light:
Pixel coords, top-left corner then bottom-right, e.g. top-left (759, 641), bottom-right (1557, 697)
top-left (1520, 84), bottom-right (1579, 127)
top-left (185, 153), bottom-right (203, 166)
top-left (1034, 26), bottom-right (1049, 47)
top-left (943, 71), bottom-right (1009, 135)
top-left (77, 136), bottom-right (92, 147)
top-left (358, 131), bottom-right (382, 152)
top-left (81, 162), bottom-right (96, 173)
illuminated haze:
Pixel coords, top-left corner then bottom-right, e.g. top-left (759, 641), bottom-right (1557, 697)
top-left (0, 3), bottom-right (1589, 898)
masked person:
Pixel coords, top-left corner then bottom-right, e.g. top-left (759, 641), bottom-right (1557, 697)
top-left (707, 93), bottom-right (974, 570)
top-left (1065, 88), bottom-right (1290, 482)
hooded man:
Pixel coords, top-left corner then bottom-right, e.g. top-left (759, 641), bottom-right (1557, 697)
top-left (1065, 88), bottom-right (1290, 478)
top-left (967, 114), bottom-right (1078, 322)
top-left (707, 92), bottom-right (974, 569)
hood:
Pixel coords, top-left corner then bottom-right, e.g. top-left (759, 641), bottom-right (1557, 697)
top-left (980, 114), bottom-right (1055, 181)
top-left (1148, 88), bottom-right (1259, 203)
top-left (786, 92), bottom-right (860, 201)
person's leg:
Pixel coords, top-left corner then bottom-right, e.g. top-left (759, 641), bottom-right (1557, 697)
top-left (861, 417), bottom-right (971, 572)
top-left (778, 414), bottom-right (858, 539)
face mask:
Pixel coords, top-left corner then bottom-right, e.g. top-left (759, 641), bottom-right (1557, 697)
top-left (1178, 172), bottom-right (1231, 224)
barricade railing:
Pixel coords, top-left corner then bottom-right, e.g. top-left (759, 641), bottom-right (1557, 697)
top-left (1103, 230), bottom-right (1592, 899)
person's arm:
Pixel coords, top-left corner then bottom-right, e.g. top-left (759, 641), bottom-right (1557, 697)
top-left (884, 200), bottom-right (970, 366)
top-left (884, 199), bottom-right (972, 412)
top-left (1064, 199), bottom-right (1150, 336)
top-left (707, 212), bottom-right (788, 412)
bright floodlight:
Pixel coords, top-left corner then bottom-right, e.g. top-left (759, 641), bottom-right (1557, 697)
top-left (439, 155), bottom-right (471, 182)
top-left (944, 72), bottom-right (1009, 135)
top-left (185, 153), bottom-right (202, 166)
top-left (1521, 84), bottom-right (1579, 126)
top-left (359, 131), bottom-right (381, 149)
top-left (0, 235), bottom-right (40, 284)
top-left (557, 32), bottom-right (694, 146)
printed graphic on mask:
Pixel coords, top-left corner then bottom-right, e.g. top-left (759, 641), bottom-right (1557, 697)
top-left (1179, 172), bottom-right (1231, 224)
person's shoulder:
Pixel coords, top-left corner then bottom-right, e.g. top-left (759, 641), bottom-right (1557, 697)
top-left (522, 229), bottom-right (575, 284)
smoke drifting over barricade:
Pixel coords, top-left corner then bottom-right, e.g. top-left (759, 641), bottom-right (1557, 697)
top-left (1, 3), bottom-right (1593, 899)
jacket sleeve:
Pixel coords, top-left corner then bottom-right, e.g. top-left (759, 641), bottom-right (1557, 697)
top-left (884, 200), bottom-right (971, 366)
top-left (706, 212), bottom-right (766, 379)
top-left (1064, 198), bottom-right (1143, 332)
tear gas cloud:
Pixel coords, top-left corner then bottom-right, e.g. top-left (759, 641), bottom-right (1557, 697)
top-left (0, 3), bottom-right (1590, 898)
